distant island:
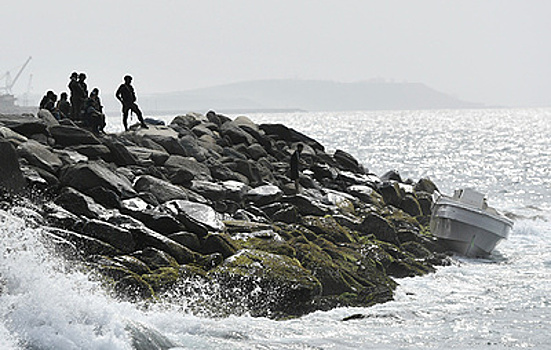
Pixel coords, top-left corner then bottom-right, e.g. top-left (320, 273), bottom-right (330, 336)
top-left (129, 79), bottom-right (482, 114)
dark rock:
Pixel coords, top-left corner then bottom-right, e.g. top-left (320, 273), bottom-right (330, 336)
top-left (43, 202), bottom-right (83, 230)
top-left (0, 140), bottom-right (26, 194)
top-left (179, 134), bottom-right (209, 162)
top-left (283, 194), bottom-right (329, 216)
top-left (85, 186), bottom-right (122, 209)
top-left (378, 181), bottom-right (403, 207)
top-left (164, 155), bottom-right (212, 181)
top-left (135, 126), bottom-right (186, 155)
top-left (220, 121), bottom-right (255, 145)
top-left (0, 114), bottom-right (48, 136)
top-left (381, 170), bottom-right (403, 183)
top-left (68, 144), bottom-right (111, 159)
top-left (134, 175), bottom-right (188, 203)
top-left (201, 234), bottom-right (237, 258)
top-left (259, 123), bottom-right (324, 152)
top-left (229, 159), bottom-right (262, 185)
top-left (399, 194), bottom-right (423, 217)
top-left (133, 247), bottom-right (179, 270)
top-left (49, 125), bottom-right (101, 147)
top-left (272, 205), bottom-right (300, 223)
top-left (102, 138), bottom-right (139, 166)
top-left (107, 213), bottom-right (197, 265)
top-left (54, 187), bottom-right (107, 219)
top-left (347, 185), bottom-right (384, 207)
top-left (112, 255), bottom-right (152, 275)
top-left (43, 227), bottom-right (119, 256)
top-left (17, 140), bottom-right (63, 173)
top-left (167, 232), bottom-right (201, 251)
top-left (60, 161), bottom-right (137, 199)
top-left (127, 146), bottom-right (169, 166)
top-left (333, 149), bottom-right (364, 173)
top-left (82, 219), bottom-right (137, 253)
top-left (415, 177), bottom-right (439, 194)
top-left (358, 212), bottom-right (398, 244)
top-left (208, 249), bottom-right (322, 316)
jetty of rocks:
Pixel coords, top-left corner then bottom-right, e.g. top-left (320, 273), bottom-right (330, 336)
top-left (0, 110), bottom-right (449, 319)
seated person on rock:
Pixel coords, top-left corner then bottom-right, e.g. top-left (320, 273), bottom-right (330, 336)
top-left (56, 92), bottom-right (71, 120)
top-left (39, 90), bottom-right (62, 120)
top-left (83, 88), bottom-right (106, 134)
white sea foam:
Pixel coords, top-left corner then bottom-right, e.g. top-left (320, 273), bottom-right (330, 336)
top-left (2, 108), bottom-right (550, 349)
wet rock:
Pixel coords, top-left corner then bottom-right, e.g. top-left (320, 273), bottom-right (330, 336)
top-left (17, 140), bottom-right (63, 174)
top-left (0, 140), bottom-right (26, 194)
top-left (60, 161), bottom-right (137, 199)
top-left (44, 227), bottom-right (119, 256)
top-left (208, 249), bottom-right (322, 316)
top-left (201, 233), bottom-right (237, 258)
top-left (347, 185), bottom-right (384, 207)
top-left (133, 247), bottom-right (179, 270)
top-left (54, 187), bottom-right (107, 219)
top-left (82, 219), bottom-right (137, 253)
top-left (134, 175), bottom-right (188, 203)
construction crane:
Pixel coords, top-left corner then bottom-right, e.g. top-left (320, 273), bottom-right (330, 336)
top-left (1, 56), bottom-right (32, 95)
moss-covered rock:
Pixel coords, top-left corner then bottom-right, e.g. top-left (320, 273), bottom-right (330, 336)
top-left (208, 249), bottom-right (322, 317)
top-left (142, 267), bottom-right (180, 292)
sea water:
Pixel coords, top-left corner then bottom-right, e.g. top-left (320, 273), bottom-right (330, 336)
top-left (1, 108), bottom-right (550, 349)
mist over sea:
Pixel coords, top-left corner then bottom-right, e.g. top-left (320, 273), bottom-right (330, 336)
top-left (1, 108), bottom-right (550, 349)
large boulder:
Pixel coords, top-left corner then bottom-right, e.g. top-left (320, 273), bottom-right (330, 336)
top-left (134, 175), bottom-right (188, 203)
top-left (259, 123), bottom-right (324, 152)
top-left (0, 140), bottom-right (27, 193)
top-left (54, 187), bottom-right (108, 219)
top-left (17, 140), bottom-right (63, 174)
top-left (0, 114), bottom-right (48, 136)
top-left (245, 185), bottom-right (283, 206)
top-left (49, 125), bottom-right (101, 147)
top-left (220, 121), bottom-right (255, 145)
top-left (164, 155), bottom-right (212, 181)
top-left (60, 161), bottom-right (137, 199)
top-left (162, 199), bottom-right (225, 235)
top-left (81, 219), bottom-right (137, 253)
top-left (134, 126), bottom-right (186, 155)
top-left (208, 249), bottom-right (322, 316)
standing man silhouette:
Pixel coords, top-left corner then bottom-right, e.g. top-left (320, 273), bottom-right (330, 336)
top-left (115, 75), bottom-right (148, 131)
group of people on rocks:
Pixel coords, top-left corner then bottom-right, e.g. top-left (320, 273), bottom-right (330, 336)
top-left (39, 72), bottom-right (148, 134)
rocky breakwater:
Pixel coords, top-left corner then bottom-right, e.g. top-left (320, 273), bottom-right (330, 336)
top-left (0, 110), bottom-right (448, 319)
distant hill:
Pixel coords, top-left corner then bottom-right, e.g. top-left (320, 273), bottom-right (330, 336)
top-left (133, 79), bottom-right (480, 114)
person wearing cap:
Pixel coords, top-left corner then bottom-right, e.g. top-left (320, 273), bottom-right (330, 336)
top-left (115, 75), bottom-right (148, 131)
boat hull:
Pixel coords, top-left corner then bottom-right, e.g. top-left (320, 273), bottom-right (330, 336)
top-left (430, 198), bottom-right (513, 257)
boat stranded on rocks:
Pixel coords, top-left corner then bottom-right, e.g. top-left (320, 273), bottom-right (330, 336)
top-left (0, 110), bottom-right (450, 319)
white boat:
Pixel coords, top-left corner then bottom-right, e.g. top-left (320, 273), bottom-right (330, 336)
top-left (430, 188), bottom-right (513, 257)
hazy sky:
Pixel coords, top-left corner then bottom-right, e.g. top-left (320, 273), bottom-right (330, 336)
top-left (2, 0), bottom-right (550, 107)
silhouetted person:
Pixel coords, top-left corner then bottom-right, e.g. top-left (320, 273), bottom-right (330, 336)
top-left (83, 88), bottom-right (106, 134)
top-left (56, 92), bottom-right (71, 119)
top-left (290, 143), bottom-right (304, 193)
top-left (40, 90), bottom-right (64, 120)
top-left (115, 75), bottom-right (148, 131)
top-left (68, 72), bottom-right (85, 120)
